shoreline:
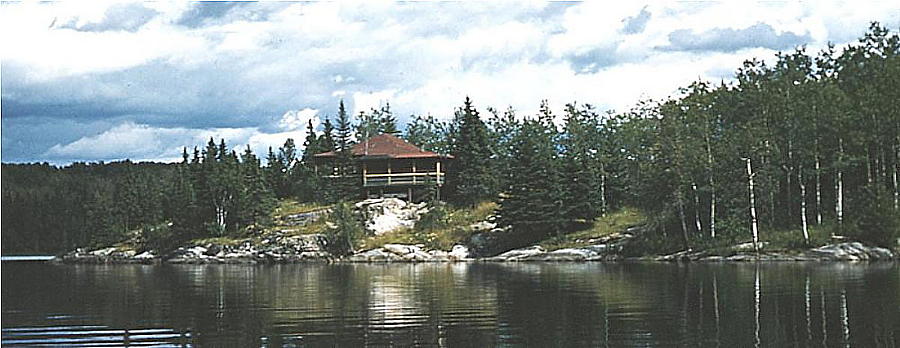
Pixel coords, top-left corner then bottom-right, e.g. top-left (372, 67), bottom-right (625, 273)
top-left (47, 241), bottom-right (898, 265)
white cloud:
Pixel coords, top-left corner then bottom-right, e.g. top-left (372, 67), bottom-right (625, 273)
top-left (44, 121), bottom-right (307, 163)
top-left (352, 90), bottom-right (397, 116)
top-left (5, 1), bottom-right (900, 163)
top-left (277, 108), bottom-right (320, 132)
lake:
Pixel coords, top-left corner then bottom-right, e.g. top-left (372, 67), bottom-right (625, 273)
top-left (2, 261), bottom-right (898, 347)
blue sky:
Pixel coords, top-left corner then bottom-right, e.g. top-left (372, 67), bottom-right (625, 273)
top-left (2, 1), bottom-right (899, 164)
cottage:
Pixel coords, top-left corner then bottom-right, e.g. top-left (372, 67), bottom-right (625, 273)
top-left (313, 134), bottom-right (452, 201)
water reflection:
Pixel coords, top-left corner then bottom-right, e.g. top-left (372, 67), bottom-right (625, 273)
top-left (2, 262), bottom-right (898, 347)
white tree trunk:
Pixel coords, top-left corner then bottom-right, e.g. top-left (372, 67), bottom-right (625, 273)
top-left (787, 140), bottom-right (794, 222)
top-left (746, 158), bottom-right (760, 252)
top-left (840, 290), bottom-right (850, 347)
top-left (866, 148), bottom-right (873, 185)
top-left (753, 266), bottom-right (761, 347)
top-left (600, 171), bottom-right (607, 215)
top-left (692, 182), bottom-right (702, 234)
top-left (677, 189), bottom-right (690, 250)
top-left (815, 143), bottom-right (822, 225)
top-left (836, 138), bottom-right (844, 235)
top-left (800, 165), bottom-right (809, 244)
top-left (805, 275), bottom-right (812, 342)
top-left (706, 131), bottom-right (717, 238)
top-left (710, 188), bottom-right (717, 239)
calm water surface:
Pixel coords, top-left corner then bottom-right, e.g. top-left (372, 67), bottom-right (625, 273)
top-left (2, 261), bottom-right (898, 347)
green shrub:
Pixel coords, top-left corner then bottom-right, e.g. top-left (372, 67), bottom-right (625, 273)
top-left (415, 202), bottom-right (450, 233)
top-left (846, 186), bottom-right (900, 248)
top-left (325, 202), bottom-right (364, 255)
top-left (137, 224), bottom-right (181, 253)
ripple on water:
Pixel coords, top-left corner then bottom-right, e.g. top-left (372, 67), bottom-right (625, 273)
top-left (1, 325), bottom-right (193, 347)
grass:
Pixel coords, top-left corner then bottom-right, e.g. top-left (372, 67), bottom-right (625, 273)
top-left (270, 199), bottom-right (331, 236)
top-left (540, 207), bottom-right (645, 251)
top-left (273, 199), bottom-right (330, 216)
top-left (356, 201), bottom-right (498, 251)
top-left (759, 224), bottom-right (834, 251)
top-left (191, 236), bottom-right (249, 247)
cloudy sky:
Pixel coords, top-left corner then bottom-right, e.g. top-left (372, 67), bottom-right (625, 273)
top-left (2, 1), bottom-right (899, 164)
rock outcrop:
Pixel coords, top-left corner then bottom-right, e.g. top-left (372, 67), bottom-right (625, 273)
top-left (346, 244), bottom-right (472, 262)
top-left (654, 242), bottom-right (896, 262)
top-left (56, 247), bottom-right (154, 264)
top-left (807, 242), bottom-right (894, 261)
top-left (484, 244), bottom-right (622, 262)
top-left (355, 198), bottom-right (427, 235)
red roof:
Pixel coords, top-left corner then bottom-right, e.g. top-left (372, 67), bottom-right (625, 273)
top-left (313, 133), bottom-right (452, 160)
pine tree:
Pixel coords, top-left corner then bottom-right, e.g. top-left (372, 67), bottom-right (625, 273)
top-left (301, 119), bottom-right (321, 164)
top-left (487, 106), bottom-right (521, 194)
top-left (497, 118), bottom-right (562, 242)
top-left (332, 100), bottom-right (359, 202)
top-left (237, 145), bottom-right (275, 231)
top-left (448, 97), bottom-right (495, 206)
top-left (560, 103), bottom-right (603, 223)
top-left (404, 114), bottom-right (450, 154)
top-left (295, 119), bottom-right (323, 201)
top-left (321, 118), bottom-right (336, 153)
top-left (379, 103), bottom-right (398, 135)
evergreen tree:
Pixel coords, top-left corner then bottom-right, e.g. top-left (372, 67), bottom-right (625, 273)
top-left (236, 145), bottom-right (276, 231)
top-left (448, 97), bottom-right (495, 206)
top-left (295, 119), bottom-right (323, 201)
top-left (560, 103), bottom-right (603, 223)
top-left (487, 106), bottom-right (521, 193)
top-left (404, 114), bottom-right (451, 154)
top-left (497, 119), bottom-right (562, 241)
top-left (331, 100), bottom-right (359, 202)
top-left (379, 103), bottom-right (399, 135)
top-left (356, 103), bottom-right (398, 140)
top-left (321, 118), bottom-right (336, 153)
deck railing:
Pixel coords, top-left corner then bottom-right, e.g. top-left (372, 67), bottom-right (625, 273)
top-left (363, 172), bottom-right (444, 187)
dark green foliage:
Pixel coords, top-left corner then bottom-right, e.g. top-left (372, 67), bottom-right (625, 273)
top-left (404, 114), bottom-right (452, 154)
top-left (610, 23), bottom-right (900, 251)
top-left (846, 185), bottom-right (900, 248)
top-left (560, 103), bottom-right (604, 222)
top-left (447, 97), bottom-right (496, 206)
top-left (325, 201), bottom-right (363, 255)
top-left (236, 145), bottom-right (276, 231)
top-left (356, 103), bottom-right (398, 141)
top-left (496, 118), bottom-right (564, 243)
top-left (1, 139), bottom-right (282, 254)
top-left (2, 161), bottom-right (175, 253)
top-left (329, 100), bottom-right (360, 202)
top-left (415, 201), bottom-right (450, 233)
top-left (487, 107), bottom-right (521, 194)
top-left (137, 224), bottom-right (181, 254)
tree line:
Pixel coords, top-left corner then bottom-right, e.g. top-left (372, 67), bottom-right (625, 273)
top-left (3, 23), bottom-right (897, 254)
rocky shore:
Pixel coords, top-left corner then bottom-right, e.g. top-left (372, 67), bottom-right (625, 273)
top-left (51, 198), bottom-right (896, 264)
top-left (53, 230), bottom-right (476, 264)
top-left (651, 241), bottom-right (896, 262)
top-left (53, 239), bottom-right (896, 264)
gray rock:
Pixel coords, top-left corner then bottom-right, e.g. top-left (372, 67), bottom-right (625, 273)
top-left (469, 221), bottom-right (497, 232)
top-left (384, 243), bottom-right (420, 255)
top-left (809, 242), bottom-right (894, 261)
top-left (449, 245), bottom-right (471, 260)
top-left (134, 251), bottom-right (155, 260)
top-left (401, 250), bottom-right (432, 262)
top-left (281, 209), bottom-right (329, 226)
top-left (427, 250), bottom-right (451, 262)
top-left (489, 246), bottom-right (546, 261)
top-left (91, 247), bottom-right (118, 257)
top-left (347, 248), bottom-right (399, 262)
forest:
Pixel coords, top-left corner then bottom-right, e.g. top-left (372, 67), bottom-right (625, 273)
top-left (2, 23), bottom-right (898, 255)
